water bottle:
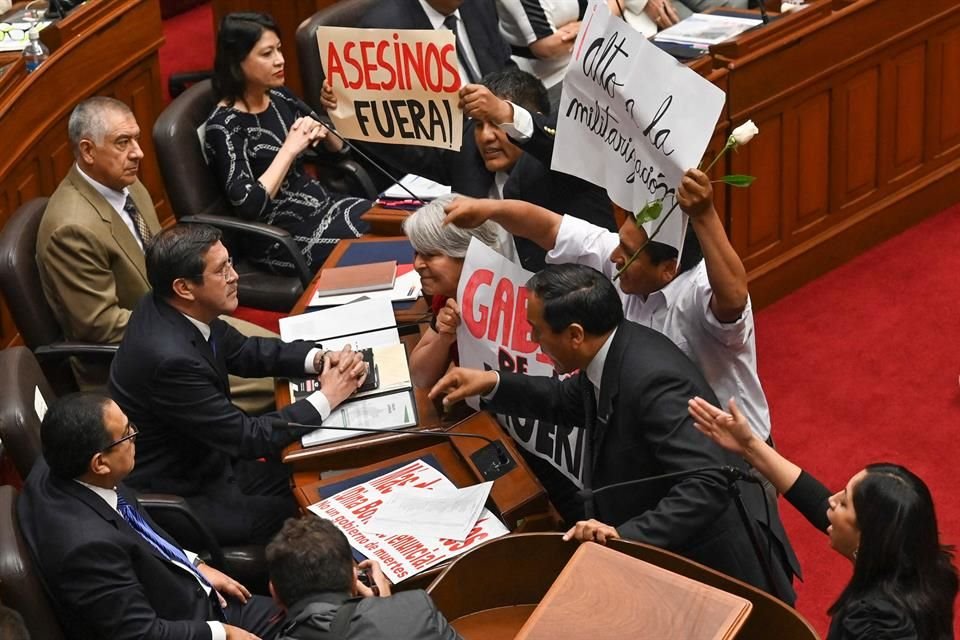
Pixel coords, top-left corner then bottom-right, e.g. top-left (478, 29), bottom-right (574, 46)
top-left (22, 29), bottom-right (49, 73)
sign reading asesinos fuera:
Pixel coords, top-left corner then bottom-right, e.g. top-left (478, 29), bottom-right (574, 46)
top-left (318, 26), bottom-right (463, 150)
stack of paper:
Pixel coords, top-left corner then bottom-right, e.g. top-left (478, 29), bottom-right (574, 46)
top-left (280, 298), bottom-right (418, 448)
top-left (308, 459), bottom-right (509, 583)
top-left (380, 174), bottom-right (451, 201)
top-left (654, 14), bottom-right (762, 49)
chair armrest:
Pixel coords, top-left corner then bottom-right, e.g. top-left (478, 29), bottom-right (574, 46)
top-left (33, 343), bottom-right (118, 359)
top-left (303, 150), bottom-right (379, 200)
top-left (333, 158), bottom-right (379, 199)
top-left (179, 214), bottom-right (313, 287)
top-left (137, 493), bottom-right (226, 568)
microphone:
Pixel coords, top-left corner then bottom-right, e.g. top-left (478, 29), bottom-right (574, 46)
top-left (755, 0), bottom-right (770, 24)
top-left (577, 465), bottom-right (759, 520)
top-left (289, 95), bottom-right (423, 202)
top-left (272, 419), bottom-right (516, 481)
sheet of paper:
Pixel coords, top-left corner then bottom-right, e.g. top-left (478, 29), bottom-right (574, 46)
top-left (308, 269), bottom-right (422, 308)
top-left (362, 481), bottom-right (493, 541)
top-left (279, 298), bottom-right (396, 342)
top-left (320, 328), bottom-right (400, 351)
top-left (654, 14), bottom-right (761, 47)
top-left (308, 459), bottom-right (509, 583)
top-left (300, 390), bottom-right (416, 447)
top-left (382, 174), bottom-right (451, 200)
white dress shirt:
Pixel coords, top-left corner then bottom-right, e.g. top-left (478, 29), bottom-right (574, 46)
top-left (548, 215), bottom-right (772, 440)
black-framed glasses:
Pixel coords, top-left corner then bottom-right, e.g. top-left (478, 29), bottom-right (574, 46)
top-left (101, 422), bottom-right (139, 452)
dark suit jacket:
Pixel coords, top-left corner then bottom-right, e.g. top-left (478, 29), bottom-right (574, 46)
top-left (490, 321), bottom-right (800, 602)
top-left (108, 294), bottom-right (317, 499)
top-left (16, 459), bottom-right (221, 640)
top-left (278, 591), bottom-right (461, 640)
top-left (359, 0), bottom-right (513, 79)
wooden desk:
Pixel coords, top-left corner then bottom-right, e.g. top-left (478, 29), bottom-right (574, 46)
top-left (0, 0), bottom-right (167, 346)
top-left (279, 236), bottom-right (468, 486)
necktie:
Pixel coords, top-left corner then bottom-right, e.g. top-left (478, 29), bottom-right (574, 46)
top-left (442, 14), bottom-right (480, 84)
top-left (123, 195), bottom-right (153, 245)
top-left (115, 493), bottom-right (213, 590)
top-left (581, 381), bottom-right (597, 519)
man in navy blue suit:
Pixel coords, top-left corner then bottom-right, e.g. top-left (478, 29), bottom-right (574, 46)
top-left (17, 392), bottom-right (283, 639)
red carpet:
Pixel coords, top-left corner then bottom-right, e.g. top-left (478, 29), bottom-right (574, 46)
top-left (757, 203), bottom-right (960, 635)
top-left (159, 2), bottom-right (214, 103)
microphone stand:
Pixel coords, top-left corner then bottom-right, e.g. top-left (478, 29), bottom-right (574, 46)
top-left (582, 465), bottom-right (784, 602)
top-left (291, 97), bottom-right (423, 202)
top-left (272, 419), bottom-right (517, 481)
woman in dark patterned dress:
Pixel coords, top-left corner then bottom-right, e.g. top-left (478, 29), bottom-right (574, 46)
top-left (689, 396), bottom-right (958, 640)
top-left (205, 12), bottom-right (370, 273)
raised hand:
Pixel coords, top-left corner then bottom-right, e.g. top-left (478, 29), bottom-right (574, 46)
top-left (442, 196), bottom-right (499, 229)
top-left (676, 168), bottom-right (714, 219)
top-left (687, 396), bottom-right (756, 456)
top-left (459, 84), bottom-right (513, 123)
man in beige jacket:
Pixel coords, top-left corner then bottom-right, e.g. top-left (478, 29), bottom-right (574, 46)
top-left (37, 96), bottom-right (273, 412)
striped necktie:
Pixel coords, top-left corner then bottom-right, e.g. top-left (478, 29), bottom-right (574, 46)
top-left (123, 195), bottom-right (153, 245)
top-left (443, 14), bottom-right (480, 84)
top-left (115, 493), bottom-right (213, 591)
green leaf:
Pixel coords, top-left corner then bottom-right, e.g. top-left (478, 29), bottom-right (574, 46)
top-left (720, 174), bottom-right (756, 187)
top-left (634, 201), bottom-right (663, 226)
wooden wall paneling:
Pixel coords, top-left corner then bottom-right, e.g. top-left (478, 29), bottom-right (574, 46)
top-left (926, 23), bottom-right (960, 160)
top-left (729, 112), bottom-right (784, 272)
top-left (212, 0), bottom-right (338, 99)
top-left (879, 44), bottom-right (926, 186)
top-left (0, 0), bottom-right (167, 347)
top-left (111, 59), bottom-right (172, 224)
top-left (831, 65), bottom-right (880, 211)
top-left (790, 91), bottom-right (831, 234)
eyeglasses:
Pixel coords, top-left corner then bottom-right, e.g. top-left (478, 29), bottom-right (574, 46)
top-left (101, 422), bottom-right (139, 452)
top-left (0, 24), bottom-right (27, 42)
top-left (190, 256), bottom-right (236, 282)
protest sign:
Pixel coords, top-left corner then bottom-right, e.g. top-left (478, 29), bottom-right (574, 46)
top-left (553, 0), bottom-right (725, 249)
top-left (318, 26), bottom-right (463, 150)
top-left (456, 240), bottom-right (585, 487)
top-left (308, 459), bottom-right (508, 584)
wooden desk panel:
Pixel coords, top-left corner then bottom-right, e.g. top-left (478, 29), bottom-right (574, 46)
top-left (0, 0), bottom-right (167, 346)
top-left (711, 0), bottom-right (960, 307)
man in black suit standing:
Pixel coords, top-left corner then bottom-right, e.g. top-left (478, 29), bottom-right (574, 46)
top-left (17, 392), bottom-right (281, 639)
top-left (430, 264), bottom-right (800, 603)
top-left (109, 224), bottom-right (367, 547)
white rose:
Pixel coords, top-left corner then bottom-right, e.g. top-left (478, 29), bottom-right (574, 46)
top-left (730, 120), bottom-right (759, 147)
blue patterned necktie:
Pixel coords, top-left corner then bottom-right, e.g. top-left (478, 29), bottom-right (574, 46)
top-left (115, 493), bottom-right (212, 590)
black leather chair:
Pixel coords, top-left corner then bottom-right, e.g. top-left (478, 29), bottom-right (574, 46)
top-left (0, 346), bottom-right (269, 594)
top-left (153, 78), bottom-right (377, 312)
top-left (296, 0), bottom-right (397, 194)
top-left (0, 485), bottom-right (66, 640)
top-left (0, 198), bottom-right (117, 394)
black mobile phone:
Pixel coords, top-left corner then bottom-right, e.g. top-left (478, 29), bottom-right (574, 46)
top-left (356, 348), bottom-right (379, 393)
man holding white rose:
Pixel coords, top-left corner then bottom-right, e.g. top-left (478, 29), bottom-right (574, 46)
top-left (442, 130), bottom-right (774, 446)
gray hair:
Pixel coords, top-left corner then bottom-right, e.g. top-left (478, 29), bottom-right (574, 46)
top-left (403, 193), bottom-right (506, 258)
top-left (68, 97), bottom-right (133, 155)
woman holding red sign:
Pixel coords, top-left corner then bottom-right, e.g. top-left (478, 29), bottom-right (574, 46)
top-left (205, 12), bottom-right (371, 273)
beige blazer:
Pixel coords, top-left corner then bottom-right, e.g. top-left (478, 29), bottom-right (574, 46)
top-left (36, 165), bottom-right (161, 387)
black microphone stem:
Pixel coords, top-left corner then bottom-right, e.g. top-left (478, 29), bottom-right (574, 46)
top-left (295, 99), bottom-right (423, 202)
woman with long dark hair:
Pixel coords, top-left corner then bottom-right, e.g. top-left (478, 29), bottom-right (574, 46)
top-left (205, 12), bottom-right (370, 273)
top-left (689, 396), bottom-right (957, 639)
